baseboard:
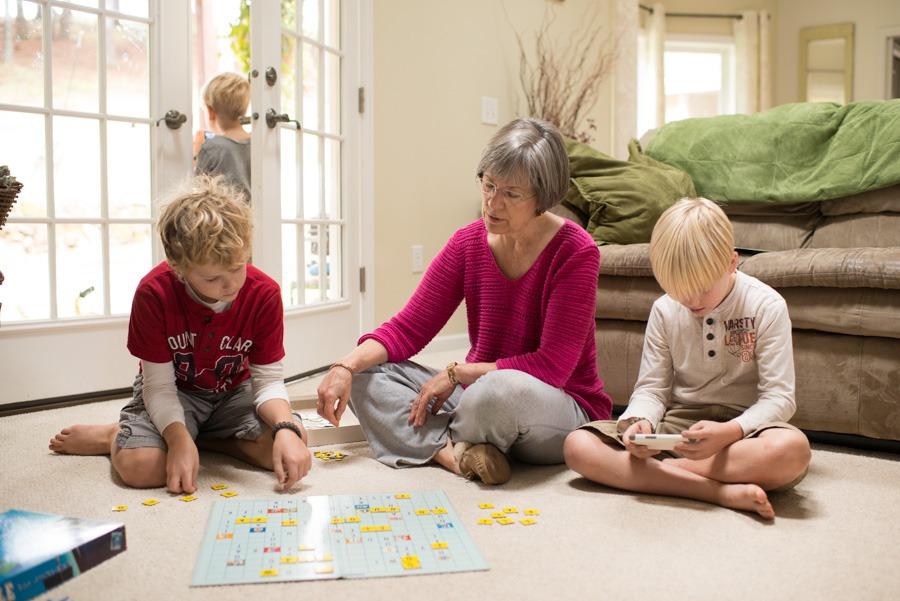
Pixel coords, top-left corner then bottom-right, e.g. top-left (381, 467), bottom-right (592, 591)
top-left (420, 332), bottom-right (469, 354)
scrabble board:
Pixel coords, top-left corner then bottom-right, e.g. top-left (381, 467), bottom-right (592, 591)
top-left (191, 490), bottom-right (488, 585)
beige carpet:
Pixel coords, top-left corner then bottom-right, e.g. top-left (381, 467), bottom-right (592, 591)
top-left (3, 392), bottom-right (900, 600)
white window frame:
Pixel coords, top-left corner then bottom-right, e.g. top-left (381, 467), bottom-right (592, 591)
top-left (664, 34), bottom-right (737, 120)
top-left (1, 0), bottom-right (159, 325)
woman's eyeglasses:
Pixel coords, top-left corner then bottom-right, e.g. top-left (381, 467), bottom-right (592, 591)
top-left (479, 177), bottom-right (535, 204)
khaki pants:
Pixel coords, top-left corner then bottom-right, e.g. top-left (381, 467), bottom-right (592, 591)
top-left (581, 404), bottom-right (808, 491)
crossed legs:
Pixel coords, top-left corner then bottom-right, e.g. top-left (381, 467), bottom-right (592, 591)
top-left (564, 427), bottom-right (810, 519)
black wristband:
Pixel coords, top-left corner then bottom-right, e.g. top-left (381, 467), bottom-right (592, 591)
top-left (272, 420), bottom-right (303, 440)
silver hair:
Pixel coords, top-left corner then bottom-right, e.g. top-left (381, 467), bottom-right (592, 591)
top-left (476, 117), bottom-right (570, 214)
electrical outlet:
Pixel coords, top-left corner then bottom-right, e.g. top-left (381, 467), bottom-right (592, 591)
top-left (481, 96), bottom-right (498, 125)
top-left (411, 245), bottom-right (424, 273)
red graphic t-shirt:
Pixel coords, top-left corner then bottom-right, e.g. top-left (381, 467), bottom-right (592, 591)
top-left (127, 262), bottom-right (284, 394)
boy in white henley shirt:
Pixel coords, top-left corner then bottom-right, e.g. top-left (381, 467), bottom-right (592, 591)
top-left (564, 198), bottom-right (811, 520)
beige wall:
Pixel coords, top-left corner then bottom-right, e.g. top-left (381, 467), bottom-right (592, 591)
top-left (774, 0), bottom-right (900, 104)
top-left (372, 0), bottom-right (614, 333)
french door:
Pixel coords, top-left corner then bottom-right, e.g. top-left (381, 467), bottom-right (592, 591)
top-left (0, 0), bottom-right (372, 406)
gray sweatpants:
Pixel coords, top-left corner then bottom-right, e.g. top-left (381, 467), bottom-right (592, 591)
top-left (349, 361), bottom-right (588, 468)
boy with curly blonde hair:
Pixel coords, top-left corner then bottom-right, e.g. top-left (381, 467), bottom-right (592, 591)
top-left (51, 175), bottom-right (310, 492)
top-left (564, 197), bottom-right (810, 519)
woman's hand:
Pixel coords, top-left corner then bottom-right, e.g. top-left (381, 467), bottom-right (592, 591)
top-left (675, 420), bottom-right (743, 460)
top-left (621, 419), bottom-right (660, 459)
top-left (317, 366), bottom-right (352, 427)
top-left (272, 428), bottom-right (312, 491)
top-left (407, 368), bottom-right (458, 428)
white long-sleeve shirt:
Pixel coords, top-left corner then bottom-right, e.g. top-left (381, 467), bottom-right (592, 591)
top-left (618, 271), bottom-right (796, 435)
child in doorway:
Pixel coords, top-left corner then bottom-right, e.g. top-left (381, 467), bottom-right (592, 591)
top-left (50, 175), bottom-right (311, 492)
top-left (563, 197), bottom-right (811, 519)
top-left (193, 72), bottom-right (251, 200)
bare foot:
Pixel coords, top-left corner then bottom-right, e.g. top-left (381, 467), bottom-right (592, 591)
top-left (49, 424), bottom-right (118, 456)
top-left (719, 483), bottom-right (775, 519)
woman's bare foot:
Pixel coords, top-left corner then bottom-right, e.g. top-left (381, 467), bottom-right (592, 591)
top-left (49, 424), bottom-right (118, 456)
top-left (718, 483), bottom-right (775, 519)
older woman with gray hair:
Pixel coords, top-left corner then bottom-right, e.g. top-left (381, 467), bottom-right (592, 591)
top-left (317, 118), bottom-right (611, 484)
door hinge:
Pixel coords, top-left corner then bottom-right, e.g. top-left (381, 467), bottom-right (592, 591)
top-left (358, 87), bottom-right (365, 114)
top-left (359, 266), bottom-right (366, 293)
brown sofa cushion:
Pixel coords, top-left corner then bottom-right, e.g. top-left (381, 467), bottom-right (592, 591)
top-left (820, 184), bottom-right (900, 216)
top-left (809, 214), bottom-right (900, 248)
top-left (597, 279), bottom-right (900, 340)
top-left (723, 202), bottom-right (820, 252)
top-left (741, 248), bottom-right (900, 289)
top-left (779, 287), bottom-right (900, 339)
top-left (597, 243), bottom-right (654, 277)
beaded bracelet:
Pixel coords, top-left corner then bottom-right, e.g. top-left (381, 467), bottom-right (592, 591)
top-left (330, 362), bottom-right (354, 375)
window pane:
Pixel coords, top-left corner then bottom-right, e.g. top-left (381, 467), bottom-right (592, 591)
top-left (0, 2), bottom-right (44, 107)
top-left (0, 223), bottom-right (50, 321)
top-left (280, 127), bottom-right (298, 219)
top-left (281, 223), bottom-right (299, 307)
top-left (325, 223), bottom-right (340, 301)
top-left (113, 0), bottom-right (149, 18)
top-left (303, 223), bottom-right (321, 304)
top-left (281, 34), bottom-right (297, 116)
top-left (109, 223), bottom-right (151, 314)
top-left (324, 138), bottom-right (340, 219)
top-left (303, 133), bottom-right (321, 219)
top-left (106, 17), bottom-right (149, 118)
top-left (53, 116), bottom-right (101, 218)
top-left (55, 223), bottom-right (103, 318)
top-left (324, 0), bottom-right (339, 48)
top-left (108, 120), bottom-right (150, 218)
top-left (302, 42), bottom-right (320, 130)
top-left (282, 0), bottom-right (297, 30)
top-left (324, 50), bottom-right (340, 134)
top-left (0, 111), bottom-right (47, 217)
top-left (52, 8), bottom-right (99, 113)
top-left (64, 0), bottom-right (98, 8)
top-left (664, 51), bottom-right (723, 122)
top-left (302, 0), bottom-right (319, 41)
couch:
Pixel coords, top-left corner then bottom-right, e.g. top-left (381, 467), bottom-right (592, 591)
top-left (554, 177), bottom-right (900, 445)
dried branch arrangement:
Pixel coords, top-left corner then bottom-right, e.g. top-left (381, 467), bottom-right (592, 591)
top-left (514, 8), bottom-right (618, 143)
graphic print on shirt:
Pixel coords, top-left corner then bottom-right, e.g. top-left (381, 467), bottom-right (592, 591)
top-left (168, 330), bottom-right (251, 393)
top-left (173, 352), bottom-right (246, 393)
top-left (723, 316), bottom-right (756, 363)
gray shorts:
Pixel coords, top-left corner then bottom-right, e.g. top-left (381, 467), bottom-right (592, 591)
top-left (116, 374), bottom-right (267, 450)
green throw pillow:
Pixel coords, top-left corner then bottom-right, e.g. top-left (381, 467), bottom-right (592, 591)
top-left (564, 138), bottom-right (695, 245)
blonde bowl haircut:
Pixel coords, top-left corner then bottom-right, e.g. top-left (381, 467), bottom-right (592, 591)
top-left (158, 175), bottom-right (253, 273)
top-left (649, 197), bottom-right (735, 303)
top-left (202, 72), bottom-right (250, 123)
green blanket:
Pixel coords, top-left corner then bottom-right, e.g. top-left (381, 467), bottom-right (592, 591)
top-left (645, 100), bottom-right (900, 203)
top-left (564, 138), bottom-right (695, 245)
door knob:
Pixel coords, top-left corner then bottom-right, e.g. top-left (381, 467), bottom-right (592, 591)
top-left (155, 110), bottom-right (187, 129)
top-left (265, 109), bottom-right (301, 129)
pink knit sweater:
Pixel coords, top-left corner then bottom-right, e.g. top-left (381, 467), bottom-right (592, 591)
top-left (360, 219), bottom-right (612, 421)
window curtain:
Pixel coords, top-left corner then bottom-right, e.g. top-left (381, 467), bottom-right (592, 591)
top-left (734, 10), bottom-right (772, 114)
top-left (637, 3), bottom-right (666, 137)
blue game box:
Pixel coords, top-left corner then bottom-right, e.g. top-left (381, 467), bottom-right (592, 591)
top-left (0, 509), bottom-right (126, 601)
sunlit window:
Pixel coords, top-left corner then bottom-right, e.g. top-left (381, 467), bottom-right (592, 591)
top-left (664, 39), bottom-right (735, 122)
